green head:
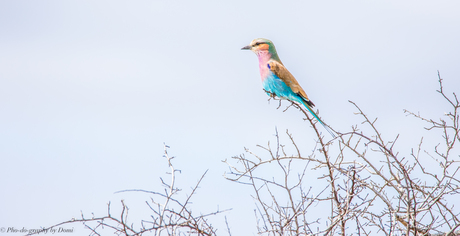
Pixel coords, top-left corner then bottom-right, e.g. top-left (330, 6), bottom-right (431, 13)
top-left (241, 38), bottom-right (281, 62)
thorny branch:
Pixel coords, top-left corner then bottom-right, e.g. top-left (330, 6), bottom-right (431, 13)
top-left (225, 73), bottom-right (460, 235)
top-left (29, 144), bottom-right (228, 236)
top-left (30, 73), bottom-right (460, 236)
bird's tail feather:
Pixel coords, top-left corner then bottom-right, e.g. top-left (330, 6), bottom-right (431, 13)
top-left (300, 100), bottom-right (336, 138)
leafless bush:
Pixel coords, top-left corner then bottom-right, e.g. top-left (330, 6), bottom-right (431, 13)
top-left (31, 73), bottom-right (459, 236)
top-left (225, 72), bottom-right (460, 235)
top-left (28, 144), bottom-right (228, 236)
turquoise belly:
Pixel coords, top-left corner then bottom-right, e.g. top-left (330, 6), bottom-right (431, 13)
top-left (262, 73), bottom-right (302, 104)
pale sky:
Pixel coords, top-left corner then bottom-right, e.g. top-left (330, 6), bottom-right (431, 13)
top-left (1, 1), bottom-right (460, 235)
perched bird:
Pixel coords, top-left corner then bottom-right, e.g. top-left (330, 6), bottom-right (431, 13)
top-left (241, 38), bottom-right (335, 137)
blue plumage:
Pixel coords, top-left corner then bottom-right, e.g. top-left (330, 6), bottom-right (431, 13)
top-left (242, 38), bottom-right (336, 138)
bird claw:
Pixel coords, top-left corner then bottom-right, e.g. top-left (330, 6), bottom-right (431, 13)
top-left (263, 89), bottom-right (277, 99)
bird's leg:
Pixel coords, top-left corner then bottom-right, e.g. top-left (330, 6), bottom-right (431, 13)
top-left (263, 89), bottom-right (277, 99)
top-left (263, 89), bottom-right (285, 109)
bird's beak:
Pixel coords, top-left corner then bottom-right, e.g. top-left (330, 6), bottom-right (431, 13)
top-left (241, 45), bottom-right (251, 50)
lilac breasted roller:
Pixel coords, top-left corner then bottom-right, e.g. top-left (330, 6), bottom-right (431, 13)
top-left (242, 38), bottom-right (335, 137)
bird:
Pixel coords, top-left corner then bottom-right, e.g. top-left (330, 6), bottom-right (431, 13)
top-left (241, 38), bottom-right (335, 137)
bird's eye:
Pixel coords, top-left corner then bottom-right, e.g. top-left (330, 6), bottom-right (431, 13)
top-left (254, 42), bottom-right (262, 46)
